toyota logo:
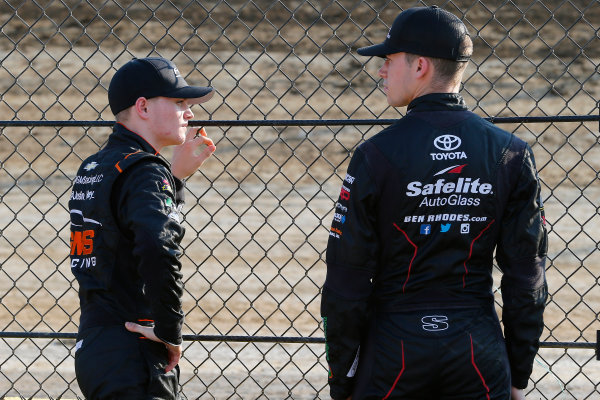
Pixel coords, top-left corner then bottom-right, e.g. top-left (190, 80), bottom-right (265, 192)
top-left (434, 135), bottom-right (461, 151)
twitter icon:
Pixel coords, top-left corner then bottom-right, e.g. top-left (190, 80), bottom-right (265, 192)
top-left (441, 223), bottom-right (451, 232)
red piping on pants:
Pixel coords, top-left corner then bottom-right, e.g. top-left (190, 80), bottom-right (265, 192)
top-left (382, 340), bottom-right (405, 400)
top-left (470, 334), bottom-right (491, 400)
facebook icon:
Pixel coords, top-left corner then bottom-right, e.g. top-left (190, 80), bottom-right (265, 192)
top-left (420, 224), bottom-right (431, 235)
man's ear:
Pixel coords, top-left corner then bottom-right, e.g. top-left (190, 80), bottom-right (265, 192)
top-left (414, 56), bottom-right (430, 78)
top-left (133, 97), bottom-right (150, 119)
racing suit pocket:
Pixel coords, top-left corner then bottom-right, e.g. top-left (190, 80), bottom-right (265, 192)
top-left (141, 338), bottom-right (180, 400)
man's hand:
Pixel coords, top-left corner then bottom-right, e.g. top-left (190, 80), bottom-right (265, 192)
top-left (125, 322), bottom-right (182, 373)
top-left (171, 127), bottom-right (216, 179)
top-left (511, 386), bottom-right (525, 400)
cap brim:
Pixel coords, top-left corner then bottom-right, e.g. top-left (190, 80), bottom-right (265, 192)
top-left (357, 43), bottom-right (395, 58)
top-left (165, 86), bottom-right (215, 104)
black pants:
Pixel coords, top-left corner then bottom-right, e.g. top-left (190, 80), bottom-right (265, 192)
top-left (352, 307), bottom-right (511, 400)
top-left (75, 325), bottom-right (179, 400)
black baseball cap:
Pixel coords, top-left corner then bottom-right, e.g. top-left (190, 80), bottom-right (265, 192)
top-left (357, 6), bottom-right (471, 61)
top-left (108, 57), bottom-right (214, 115)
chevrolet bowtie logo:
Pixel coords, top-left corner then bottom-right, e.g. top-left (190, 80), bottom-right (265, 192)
top-left (84, 162), bottom-right (98, 171)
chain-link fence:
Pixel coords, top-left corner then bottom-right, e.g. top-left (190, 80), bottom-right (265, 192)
top-left (0, 0), bottom-right (599, 398)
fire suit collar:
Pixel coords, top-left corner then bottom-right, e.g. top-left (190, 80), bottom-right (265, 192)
top-left (109, 123), bottom-right (161, 156)
top-left (407, 93), bottom-right (468, 113)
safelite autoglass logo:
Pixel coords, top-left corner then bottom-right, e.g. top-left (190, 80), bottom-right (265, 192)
top-left (406, 163), bottom-right (493, 208)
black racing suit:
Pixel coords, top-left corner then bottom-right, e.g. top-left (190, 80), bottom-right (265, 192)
top-left (69, 123), bottom-right (186, 399)
top-left (321, 93), bottom-right (548, 400)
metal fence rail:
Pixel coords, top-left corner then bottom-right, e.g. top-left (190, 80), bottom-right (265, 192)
top-left (1, 1), bottom-right (599, 399)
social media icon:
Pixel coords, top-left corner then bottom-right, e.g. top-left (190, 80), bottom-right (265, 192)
top-left (460, 223), bottom-right (470, 234)
top-left (420, 224), bottom-right (431, 235)
top-left (441, 223), bottom-right (451, 232)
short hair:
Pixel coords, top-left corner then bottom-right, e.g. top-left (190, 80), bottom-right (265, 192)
top-left (405, 35), bottom-right (473, 84)
top-left (114, 107), bottom-right (131, 123)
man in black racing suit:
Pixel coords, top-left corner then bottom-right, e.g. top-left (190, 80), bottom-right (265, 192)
top-left (69, 57), bottom-right (216, 399)
top-left (321, 7), bottom-right (547, 400)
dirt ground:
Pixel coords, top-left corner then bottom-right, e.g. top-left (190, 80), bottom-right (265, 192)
top-left (1, 0), bottom-right (600, 399)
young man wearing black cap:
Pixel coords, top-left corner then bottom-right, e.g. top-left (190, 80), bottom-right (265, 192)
top-left (69, 57), bottom-right (216, 399)
top-left (321, 6), bottom-right (547, 400)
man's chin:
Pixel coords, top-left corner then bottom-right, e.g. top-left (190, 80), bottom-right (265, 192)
top-left (175, 131), bottom-right (187, 145)
top-left (387, 97), bottom-right (408, 108)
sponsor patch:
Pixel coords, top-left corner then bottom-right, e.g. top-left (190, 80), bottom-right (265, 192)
top-left (71, 191), bottom-right (84, 200)
top-left (430, 151), bottom-right (467, 160)
top-left (71, 257), bottom-right (97, 269)
top-left (70, 209), bottom-right (102, 227)
top-left (161, 179), bottom-right (173, 193)
top-left (431, 135), bottom-right (466, 160)
top-left (421, 315), bottom-right (449, 331)
top-left (335, 202), bottom-right (348, 213)
top-left (419, 194), bottom-right (481, 207)
top-left (74, 174), bottom-right (103, 185)
top-left (329, 227), bottom-right (342, 239)
top-left (404, 214), bottom-right (488, 223)
top-left (70, 230), bottom-right (95, 256)
top-left (540, 206), bottom-right (547, 226)
top-left (339, 185), bottom-right (351, 201)
top-left (434, 135), bottom-right (461, 151)
top-left (333, 213), bottom-right (346, 224)
top-left (406, 177), bottom-right (492, 197)
top-left (84, 161), bottom-right (98, 171)
top-left (71, 190), bottom-right (96, 201)
top-left (434, 164), bottom-right (467, 176)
